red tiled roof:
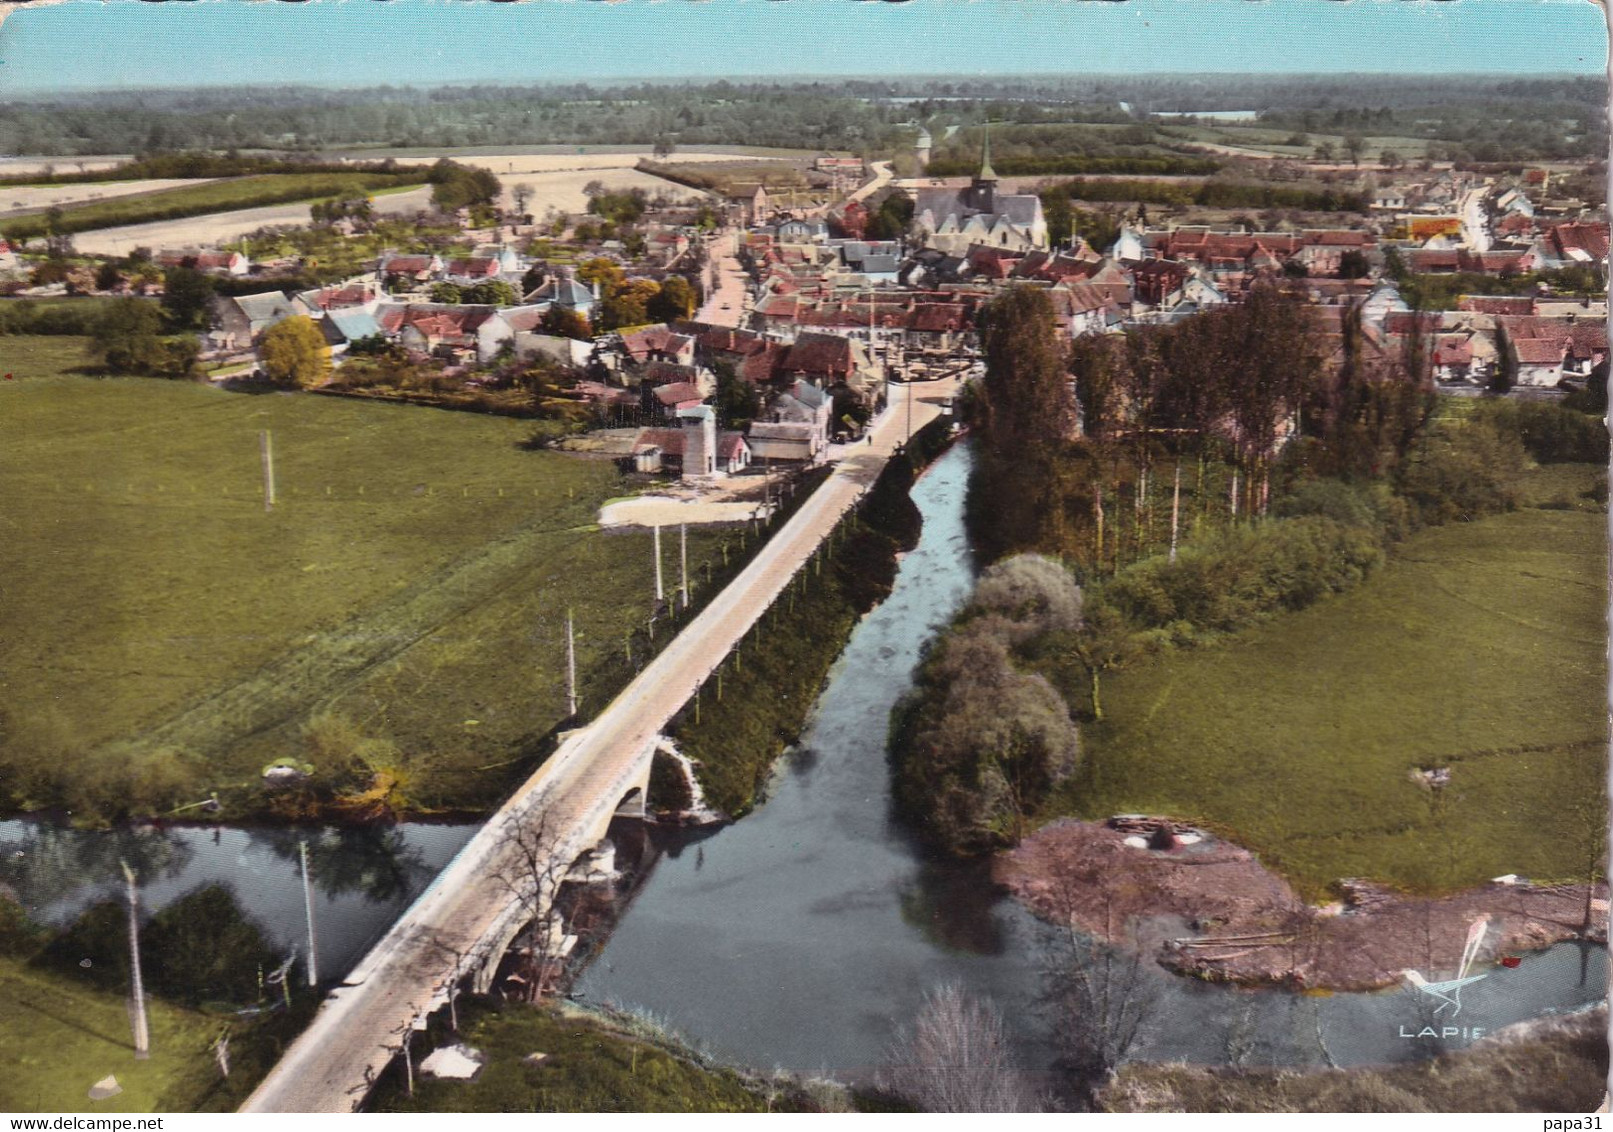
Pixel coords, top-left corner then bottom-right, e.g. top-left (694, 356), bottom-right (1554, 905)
top-left (1549, 222), bottom-right (1610, 262)
top-left (1433, 335), bottom-right (1472, 366)
top-left (384, 255), bottom-right (435, 275)
top-left (783, 332), bottom-right (855, 377)
top-left (1458, 296), bottom-right (1535, 316)
top-left (1513, 338), bottom-right (1567, 366)
top-left (1383, 311), bottom-right (1443, 335)
top-left (717, 432), bottom-right (750, 460)
top-left (653, 382), bottom-right (705, 407)
top-left (447, 257), bottom-right (500, 278)
top-left (634, 427), bottom-right (687, 457)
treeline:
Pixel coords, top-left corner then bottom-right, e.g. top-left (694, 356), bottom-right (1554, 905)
top-left (1, 170), bottom-right (426, 242)
top-left (0, 152), bottom-right (420, 187)
top-left (1041, 176), bottom-right (1368, 213)
top-left (927, 155), bottom-right (1221, 178)
top-left (0, 82), bottom-right (914, 157)
top-left (968, 283), bottom-right (1608, 574)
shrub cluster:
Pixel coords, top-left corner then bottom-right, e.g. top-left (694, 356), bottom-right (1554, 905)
top-left (890, 555), bottom-right (1082, 857)
top-left (1102, 516), bottom-right (1384, 641)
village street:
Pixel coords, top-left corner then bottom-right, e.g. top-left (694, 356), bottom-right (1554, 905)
top-left (693, 228), bottom-right (748, 326)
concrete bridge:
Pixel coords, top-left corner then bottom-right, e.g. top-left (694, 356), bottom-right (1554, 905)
top-left (240, 378), bottom-right (955, 1112)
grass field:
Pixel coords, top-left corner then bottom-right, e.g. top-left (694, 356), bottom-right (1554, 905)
top-left (1047, 498), bottom-right (1608, 899)
top-left (0, 334), bottom-right (97, 378)
top-left (0, 171), bottom-right (426, 241)
top-left (0, 957), bottom-right (217, 1112)
top-left (371, 1001), bottom-right (800, 1113)
top-left (0, 375), bottom-right (732, 820)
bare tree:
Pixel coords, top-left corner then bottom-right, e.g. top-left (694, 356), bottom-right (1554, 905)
top-left (876, 984), bottom-right (1042, 1112)
top-left (1042, 868), bottom-right (1160, 1107)
top-left (489, 809), bottom-right (577, 1003)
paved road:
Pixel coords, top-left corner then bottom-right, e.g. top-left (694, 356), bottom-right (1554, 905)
top-left (694, 229), bottom-right (748, 327)
top-left (845, 160), bottom-right (893, 205)
top-left (241, 377), bottom-right (957, 1112)
top-left (1460, 185), bottom-right (1492, 253)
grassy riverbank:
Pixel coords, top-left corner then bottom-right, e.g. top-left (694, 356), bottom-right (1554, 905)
top-left (0, 952), bottom-right (316, 1113)
top-left (1048, 491), bottom-right (1608, 900)
top-left (0, 376), bottom-right (738, 822)
top-left (369, 999), bottom-right (839, 1112)
top-left (1104, 1008), bottom-right (1608, 1113)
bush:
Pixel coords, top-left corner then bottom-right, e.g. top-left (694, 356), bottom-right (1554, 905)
top-left (892, 616), bottom-right (1080, 857)
top-left (35, 884), bottom-right (279, 1005)
top-left (1103, 516), bottom-right (1384, 637)
top-left (1395, 417), bottom-right (1525, 525)
top-left (1470, 399), bottom-right (1609, 465)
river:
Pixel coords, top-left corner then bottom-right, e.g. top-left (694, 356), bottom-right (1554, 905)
top-left (571, 440), bottom-right (1607, 1075)
top-left (2, 440), bottom-right (1604, 1079)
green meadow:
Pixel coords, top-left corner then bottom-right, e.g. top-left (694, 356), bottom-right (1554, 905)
top-left (1051, 497), bottom-right (1608, 899)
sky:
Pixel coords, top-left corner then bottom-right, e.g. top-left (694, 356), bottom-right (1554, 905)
top-left (0, 0), bottom-right (1606, 94)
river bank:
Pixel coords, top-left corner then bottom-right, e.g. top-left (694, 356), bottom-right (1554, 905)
top-left (999, 817), bottom-right (1609, 992)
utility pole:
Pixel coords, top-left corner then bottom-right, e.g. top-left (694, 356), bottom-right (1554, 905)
top-left (260, 429), bottom-right (276, 512)
top-left (565, 610), bottom-right (578, 717)
top-left (120, 860), bottom-right (149, 1060)
top-left (1169, 461), bottom-right (1182, 564)
top-left (652, 524), bottom-right (664, 605)
top-left (299, 839), bottom-right (319, 988)
top-left (679, 525), bottom-right (689, 610)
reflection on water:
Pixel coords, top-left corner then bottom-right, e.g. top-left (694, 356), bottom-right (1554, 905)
top-left (0, 818), bottom-right (476, 981)
top-left (574, 439), bottom-right (1607, 1075)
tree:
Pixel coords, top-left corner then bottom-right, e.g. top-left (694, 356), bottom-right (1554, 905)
top-left (489, 812), bottom-right (573, 1002)
top-left (652, 135), bottom-right (676, 159)
top-left (1313, 141), bottom-right (1336, 163)
top-left (1066, 598), bottom-right (1132, 722)
top-left (713, 360), bottom-right (758, 428)
top-left (161, 266), bottom-right (214, 331)
top-left (1342, 132), bottom-right (1366, 167)
top-left (540, 305), bottom-right (591, 341)
top-left (462, 280), bottom-right (516, 307)
top-left (876, 985), bottom-right (1041, 1112)
top-left (648, 275), bottom-right (697, 323)
top-left (598, 278), bottom-right (660, 331)
top-left (511, 183), bottom-right (533, 220)
top-left (968, 286), bottom-right (1075, 557)
top-left (94, 260), bottom-right (126, 292)
top-left (1337, 249), bottom-right (1371, 279)
top-left (429, 281), bottom-right (463, 305)
top-left (576, 257), bottom-right (625, 293)
top-left (1042, 867), bottom-right (1159, 1106)
top-left (91, 297), bottom-right (192, 377)
top-left (260, 316), bottom-right (332, 389)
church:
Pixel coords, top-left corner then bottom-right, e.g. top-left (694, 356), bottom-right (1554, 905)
top-left (911, 132), bottom-right (1048, 255)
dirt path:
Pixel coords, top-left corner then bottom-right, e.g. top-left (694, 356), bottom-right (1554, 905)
top-left (998, 817), bottom-right (1608, 992)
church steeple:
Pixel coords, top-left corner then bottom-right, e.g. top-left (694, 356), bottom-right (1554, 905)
top-left (978, 121), bottom-right (997, 183)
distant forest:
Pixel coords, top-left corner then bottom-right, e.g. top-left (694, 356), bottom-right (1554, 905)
top-left (1, 75), bottom-right (1604, 161)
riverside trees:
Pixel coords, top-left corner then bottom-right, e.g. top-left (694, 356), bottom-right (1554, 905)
top-left (890, 555), bottom-right (1081, 856)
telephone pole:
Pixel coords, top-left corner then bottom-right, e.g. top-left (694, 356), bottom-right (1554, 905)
top-left (120, 860), bottom-right (149, 1059)
top-left (652, 524), bottom-right (664, 605)
top-left (565, 610), bottom-right (578, 717)
top-left (299, 840), bottom-right (319, 987)
top-left (679, 524), bottom-right (689, 610)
